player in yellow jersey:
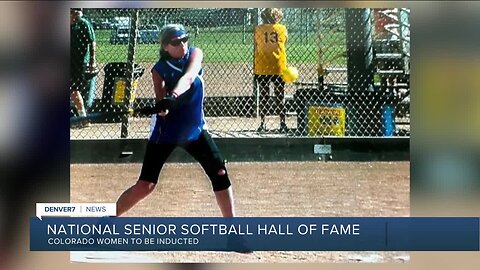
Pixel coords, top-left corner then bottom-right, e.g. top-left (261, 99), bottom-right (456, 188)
top-left (254, 8), bottom-right (288, 133)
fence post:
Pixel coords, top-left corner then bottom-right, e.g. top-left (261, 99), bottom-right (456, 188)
top-left (252, 8), bottom-right (261, 118)
top-left (305, 9), bottom-right (310, 44)
top-left (345, 8), bottom-right (378, 136)
top-left (243, 9), bottom-right (247, 44)
top-left (120, 9), bottom-right (139, 138)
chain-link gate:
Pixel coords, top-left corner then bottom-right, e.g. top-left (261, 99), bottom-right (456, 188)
top-left (70, 8), bottom-right (410, 140)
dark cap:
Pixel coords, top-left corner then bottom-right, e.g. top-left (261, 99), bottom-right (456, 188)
top-left (71, 8), bottom-right (83, 13)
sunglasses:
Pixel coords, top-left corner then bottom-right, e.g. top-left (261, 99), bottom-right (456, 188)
top-left (169, 36), bottom-right (189, 46)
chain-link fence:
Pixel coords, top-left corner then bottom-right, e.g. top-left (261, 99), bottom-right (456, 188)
top-left (70, 8), bottom-right (410, 140)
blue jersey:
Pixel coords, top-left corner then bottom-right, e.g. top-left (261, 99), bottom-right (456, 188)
top-left (149, 47), bottom-right (207, 144)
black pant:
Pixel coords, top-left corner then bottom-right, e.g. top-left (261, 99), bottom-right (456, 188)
top-left (139, 131), bottom-right (226, 187)
top-left (255, 74), bottom-right (285, 120)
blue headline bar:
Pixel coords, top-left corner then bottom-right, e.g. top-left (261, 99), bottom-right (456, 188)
top-left (30, 217), bottom-right (479, 251)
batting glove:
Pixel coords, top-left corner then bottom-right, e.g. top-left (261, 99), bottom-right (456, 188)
top-left (158, 93), bottom-right (178, 111)
top-left (136, 103), bottom-right (161, 116)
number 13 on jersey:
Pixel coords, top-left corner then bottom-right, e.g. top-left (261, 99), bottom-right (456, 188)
top-left (264, 31), bottom-right (279, 43)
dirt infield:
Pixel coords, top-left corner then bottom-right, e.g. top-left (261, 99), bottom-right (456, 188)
top-left (70, 161), bottom-right (409, 263)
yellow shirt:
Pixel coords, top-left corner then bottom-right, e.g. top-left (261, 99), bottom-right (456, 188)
top-left (254, 23), bottom-right (288, 75)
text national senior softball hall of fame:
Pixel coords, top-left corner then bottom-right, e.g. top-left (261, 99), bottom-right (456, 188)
top-left (31, 203), bottom-right (480, 251)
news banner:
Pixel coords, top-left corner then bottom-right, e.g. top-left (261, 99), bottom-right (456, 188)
top-left (30, 203), bottom-right (480, 251)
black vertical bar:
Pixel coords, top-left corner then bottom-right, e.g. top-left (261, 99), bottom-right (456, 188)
top-left (121, 9), bottom-right (139, 138)
top-left (345, 8), bottom-right (379, 136)
top-left (252, 8), bottom-right (260, 118)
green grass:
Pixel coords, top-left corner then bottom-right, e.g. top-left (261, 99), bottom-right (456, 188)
top-left (95, 29), bottom-right (346, 65)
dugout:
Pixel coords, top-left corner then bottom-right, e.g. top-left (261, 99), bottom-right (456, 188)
top-left (291, 9), bottom-right (408, 137)
top-left (99, 62), bottom-right (145, 123)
